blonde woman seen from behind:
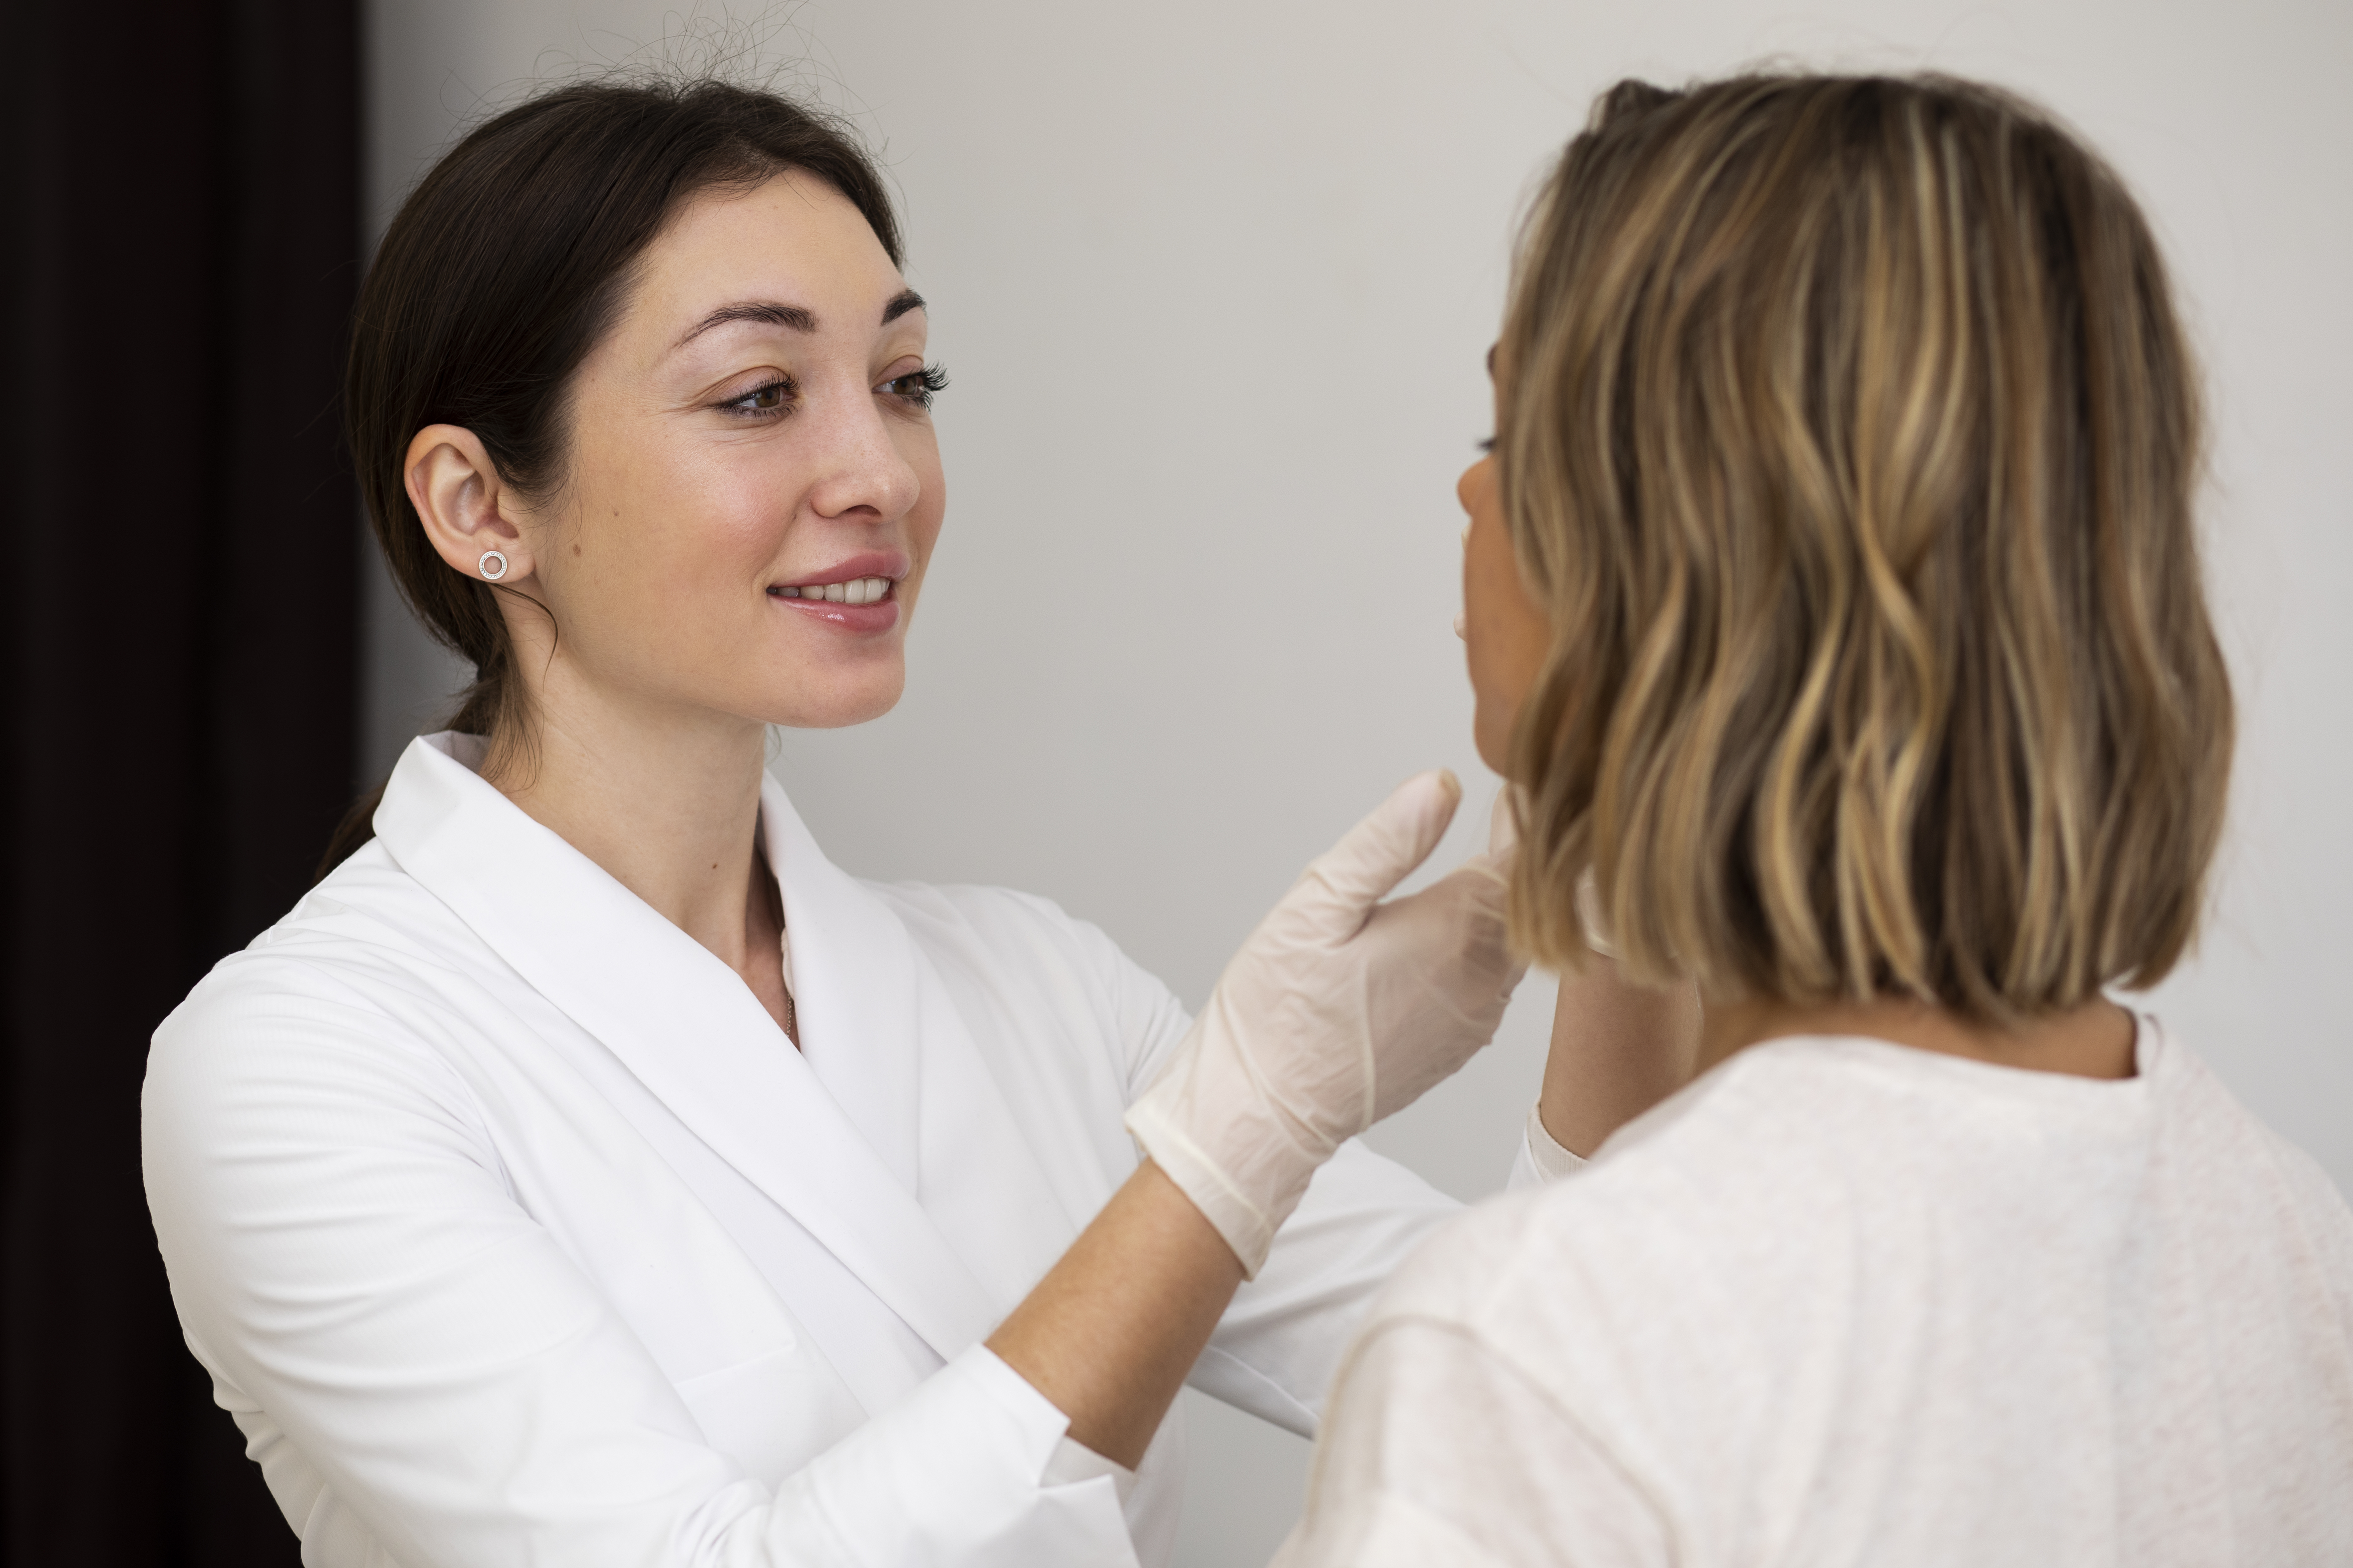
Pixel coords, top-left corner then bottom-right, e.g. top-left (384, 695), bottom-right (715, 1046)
top-left (1280, 74), bottom-right (2353, 1567)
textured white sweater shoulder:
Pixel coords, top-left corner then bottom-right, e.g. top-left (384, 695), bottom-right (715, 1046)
top-left (1279, 1019), bottom-right (2353, 1567)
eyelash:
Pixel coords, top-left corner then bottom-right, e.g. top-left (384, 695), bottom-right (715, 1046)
top-left (715, 363), bottom-right (950, 420)
top-left (1477, 437), bottom-right (1496, 453)
top-left (721, 375), bottom-right (798, 419)
top-left (885, 363), bottom-right (950, 409)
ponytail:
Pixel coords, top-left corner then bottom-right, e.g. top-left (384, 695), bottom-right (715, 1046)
top-left (309, 667), bottom-right (514, 884)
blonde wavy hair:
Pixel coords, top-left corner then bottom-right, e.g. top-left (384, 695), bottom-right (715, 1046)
top-left (1500, 74), bottom-right (2232, 1022)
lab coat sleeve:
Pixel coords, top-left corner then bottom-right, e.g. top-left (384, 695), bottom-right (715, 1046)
top-left (143, 966), bottom-right (1139, 1568)
top-left (1032, 898), bottom-right (1516, 1437)
top-left (1193, 1140), bottom-right (1460, 1434)
top-left (1201, 1096), bottom-right (1585, 1434)
top-left (1048, 916), bottom-right (1465, 1435)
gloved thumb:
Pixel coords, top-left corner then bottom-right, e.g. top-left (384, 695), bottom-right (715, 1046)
top-left (1294, 770), bottom-right (1463, 920)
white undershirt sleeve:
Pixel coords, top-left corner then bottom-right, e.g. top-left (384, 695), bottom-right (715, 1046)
top-left (1509, 1102), bottom-right (1588, 1189)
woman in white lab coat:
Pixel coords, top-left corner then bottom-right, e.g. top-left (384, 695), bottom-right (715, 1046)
top-left (141, 73), bottom-right (1686, 1568)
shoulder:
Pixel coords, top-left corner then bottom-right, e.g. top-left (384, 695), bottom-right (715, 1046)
top-left (1308, 1182), bottom-right (1691, 1564)
top-left (165, 841), bottom-right (503, 1037)
top-left (149, 842), bottom-right (500, 1150)
top-left (2145, 1021), bottom-right (2346, 1202)
top-left (2139, 1022), bottom-right (2353, 1305)
top-left (862, 879), bottom-right (1191, 1095)
top-left (859, 879), bottom-right (1149, 1018)
top-left (1365, 1071), bottom-right (1776, 1378)
top-left (186, 840), bottom-right (493, 1003)
top-left (865, 879), bottom-right (1123, 975)
top-left (1359, 1044), bottom-right (1977, 1448)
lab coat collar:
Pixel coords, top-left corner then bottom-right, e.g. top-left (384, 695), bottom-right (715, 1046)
top-left (759, 779), bottom-right (1081, 1312)
top-left (757, 778), bottom-right (920, 1194)
top-left (374, 733), bottom-right (1006, 1361)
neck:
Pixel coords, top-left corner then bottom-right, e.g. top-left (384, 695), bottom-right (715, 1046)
top-left (1697, 992), bottom-right (2138, 1082)
top-left (482, 679), bottom-right (773, 973)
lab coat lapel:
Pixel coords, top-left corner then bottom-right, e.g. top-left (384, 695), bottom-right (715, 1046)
top-left (912, 952), bottom-right (1086, 1306)
top-left (758, 777), bottom-right (919, 1194)
top-left (375, 735), bottom-right (1000, 1361)
top-left (762, 780), bottom-right (1082, 1310)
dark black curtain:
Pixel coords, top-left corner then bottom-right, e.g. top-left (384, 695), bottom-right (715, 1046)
top-left (0, 1), bottom-right (361, 1563)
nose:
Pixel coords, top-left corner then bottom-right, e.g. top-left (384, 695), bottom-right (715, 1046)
top-left (1456, 454), bottom-right (1493, 516)
top-left (805, 381), bottom-right (923, 525)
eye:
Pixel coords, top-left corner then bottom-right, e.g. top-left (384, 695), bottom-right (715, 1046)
top-left (1477, 436), bottom-right (1496, 454)
top-left (879, 363), bottom-right (950, 409)
top-left (720, 376), bottom-right (797, 418)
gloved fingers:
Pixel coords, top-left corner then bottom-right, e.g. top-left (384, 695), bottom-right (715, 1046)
top-left (1362, 864), bottom-right (1522, 992)
top-left (1487, 784), bottom-right (1524, 860)
top-left (1292, 769), bottom-right (1463, 919)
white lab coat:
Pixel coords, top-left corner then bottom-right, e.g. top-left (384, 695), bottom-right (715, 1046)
top-left (142, 732), bottom-right (1468, 1567)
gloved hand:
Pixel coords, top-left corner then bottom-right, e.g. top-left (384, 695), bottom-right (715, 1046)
top-left (1126, 772), bottom-right (1526, 1276)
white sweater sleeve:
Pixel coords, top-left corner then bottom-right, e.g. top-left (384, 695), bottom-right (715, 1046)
top-left (143, 978), bottom-right (1138, 1568)
top-left (1272, 1316), bottom-right (1668, 1568)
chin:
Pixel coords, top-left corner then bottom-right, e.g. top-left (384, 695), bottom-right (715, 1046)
top-left (1473, 712), bottom-right (1512, 778)
top-left (761, 665), bottom-right (907, 730)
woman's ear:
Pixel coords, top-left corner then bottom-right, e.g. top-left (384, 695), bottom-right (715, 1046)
top-left (404, 424), bottom-right (531, 585)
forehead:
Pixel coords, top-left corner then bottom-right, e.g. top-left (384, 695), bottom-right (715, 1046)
top-left (626, 172), bottom-right (904, 330)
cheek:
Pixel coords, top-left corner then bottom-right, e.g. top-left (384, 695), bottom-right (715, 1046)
top-left (620, 443), bottom-right (788, 587)
top-left (892, 438), bottom-right (949, 606)
top-left (1462, 501), bottom-right (1550, 771)
top-left (908, 447), bottom-right (947, 553)
top-left (543, 438), bottom-right (788, 668)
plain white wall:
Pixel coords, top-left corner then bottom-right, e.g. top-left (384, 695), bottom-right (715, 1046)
top-left (364, 3), bottom-right (2353, 1560)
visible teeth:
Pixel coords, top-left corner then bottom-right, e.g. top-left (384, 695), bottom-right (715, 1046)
top-left (779, 576), bottom-right (891, 605)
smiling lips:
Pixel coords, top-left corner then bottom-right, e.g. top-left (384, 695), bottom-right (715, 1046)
top-left (772, 575), bottom-right (892, 605)
top-left (767, 560), bottom-right (903, 633)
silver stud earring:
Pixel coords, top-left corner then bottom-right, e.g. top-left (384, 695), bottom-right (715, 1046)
top-left (477, 550), bottom-right (509, 582)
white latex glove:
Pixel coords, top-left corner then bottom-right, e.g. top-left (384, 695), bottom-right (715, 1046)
top-left (1126, 772), bottom-right (1526, 1276)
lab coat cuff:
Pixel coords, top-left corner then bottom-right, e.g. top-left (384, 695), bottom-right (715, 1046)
top-left (1041, 1433), bottom-right (1140, 1505)
top-left (764, 1343), bottom-right (1141, 1567)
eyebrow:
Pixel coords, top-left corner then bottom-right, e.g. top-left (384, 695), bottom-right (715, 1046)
top-left (676, 301), bottom-right (817, 349)
top-left (673, 289), bottom-right (927, 350)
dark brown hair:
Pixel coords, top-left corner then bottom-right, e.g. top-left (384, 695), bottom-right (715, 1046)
top-left (322, 75), bottom-right (901, 876)
top-left (1499, 74), bottom-right (2232, 1022)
